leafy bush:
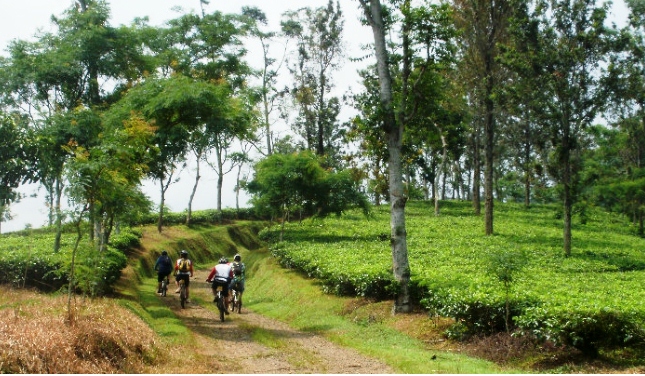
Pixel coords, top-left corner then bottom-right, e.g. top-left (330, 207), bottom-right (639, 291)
top-left (109, 227), bottom-right (142, 251)
top-left (270, 239), bottom-right (396, 299)
top-left (129, 208), bottom-right (262, 226)
top-left (421, 288), bottom-right (536, 339)
top-left (0, 231), bottom-right (128, 296)
top-left (516, 307), bottom-right (645, 356)
top-left (262, 200), bottom-right (645, 355)
top-left (69, 244), bottom-right (128, 296)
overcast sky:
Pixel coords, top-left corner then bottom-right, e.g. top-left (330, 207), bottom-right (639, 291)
top-left (0, 0), bottom-right (372, 233)
top-left (0, 0), bottom-right (630, 232)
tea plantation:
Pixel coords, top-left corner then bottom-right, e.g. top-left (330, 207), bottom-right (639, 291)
top-left (263, 200), bottom-right (645, 357)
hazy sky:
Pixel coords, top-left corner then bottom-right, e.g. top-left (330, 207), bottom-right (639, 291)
top-left (0, 0), bottom-right (371, 233)
top-left (0, 0), bottom-right (630, 232)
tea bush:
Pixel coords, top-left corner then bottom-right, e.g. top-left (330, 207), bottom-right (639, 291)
top-left (261, 200), bottom-right (645, 355)
top-left (0, 227), bottom-right (137, 295)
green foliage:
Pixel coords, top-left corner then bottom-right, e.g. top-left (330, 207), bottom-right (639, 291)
top-left (129, 208), bottom-right (262, 226)
top-left (516, 307), bottom-right (645, 357)
top-left (246, 151), bottom-right (370, 219)
top-left (0, 113), bottom-right (35, 207)
top-left (0, 226), bottom-right (139, 295)
top-left (263, 200), bottom-right (645, 355)
top-left (0, 235), bottom-right (66, 291)
top-left (109, 227), bottom-right (143, 251)
top-left (69, 243), bottom-right (128, 296)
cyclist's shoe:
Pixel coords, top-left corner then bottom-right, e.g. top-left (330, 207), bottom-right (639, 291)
top-left (175, 289), bottom-right (180, 293)
top-left (157, 289), bottom-right (161, 294)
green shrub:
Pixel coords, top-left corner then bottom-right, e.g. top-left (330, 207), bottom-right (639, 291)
top-left (516, 307), bottom-right (645, 357)
top-left (109, 228), bottom-right (142, 251)
top-left (0, 231), bottom-right (128, 296)
top-left (69, 244), bottom-right (127, 296)
top-left (422, 288), bottom-right (533, 338)
top-left (128, 208), bottom-right (263, 226)
top-left (262, 200), bottom-right (645, 356)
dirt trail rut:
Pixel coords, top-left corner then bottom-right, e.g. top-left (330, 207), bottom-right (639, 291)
top-left (161, 268), bottom-right (395, 374)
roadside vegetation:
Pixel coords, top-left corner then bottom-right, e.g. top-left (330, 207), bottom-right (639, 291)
top-left (264, 200), bottom-right (645, 362)
top-left (2, 201), bottom-right (645, 372)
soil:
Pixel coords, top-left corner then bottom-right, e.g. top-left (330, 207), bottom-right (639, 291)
top-left (157, 268), bottom-right (395, 374)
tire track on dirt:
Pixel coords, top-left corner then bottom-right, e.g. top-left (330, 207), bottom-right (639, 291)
top-left (159, 268), bottom-right (395, 374)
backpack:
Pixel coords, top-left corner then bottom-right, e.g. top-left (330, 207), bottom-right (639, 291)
top-left (232, 261), bottom-right (243, 276)
top-left (178, 258), bottom-right (190, 273)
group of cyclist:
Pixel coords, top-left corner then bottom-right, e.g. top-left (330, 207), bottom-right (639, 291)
top-left (153, 249), bottom-right (245, 311)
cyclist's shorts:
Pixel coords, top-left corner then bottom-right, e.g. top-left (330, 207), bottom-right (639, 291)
top-left (157, 270), bottom-right (172, 282)
top-left (229, 279), bottom-right (245, 293)
top-left (175, 273), bottom-right (190, 286)
top-left (211, 279), bottom-right (229, 296)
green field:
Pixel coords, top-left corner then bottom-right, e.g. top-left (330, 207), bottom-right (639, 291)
top-left (265, 200), bottom-right (645, 355)
top-left (3, 199), bottom-right (645, 358)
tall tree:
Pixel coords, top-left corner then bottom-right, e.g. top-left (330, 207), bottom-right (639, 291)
top-left (453, 0), bottom-right (514, 235)
top-left (160, 9), bottom-right (255, 214)
top-left (498, 2), bottom-right (551, 208)
top-left (0, 113), bottom-right (35, 233)
top-left (282, 0), bottom-right (345, 157)
top-left (600, 0), bottom-right (645, 234)
top-left (528, 0), bottom-right (613, 255)
top-left (0, 0), bottom-right (154, 246)
top-left (241, 6), bottom-right (288, 156)
top-left (357, 0), bottom-right (412, 313)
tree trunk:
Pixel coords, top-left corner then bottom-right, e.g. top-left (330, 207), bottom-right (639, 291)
top-left (235, 164), bottom-right (242, 212)
top-left (54, 178), bottom-right (64, 253)
top-left (317, 70), bottom-right (326, 156)
top-left (523, 116), bottom-right (532, 208)
top-left (157, 172), bottom-right (174, 234)
top-left (359, 0), bottom-right (411, 314)
top-left (187, 156), bottom-right (202, 225)
top-left (562, 125), bottom-right (573, 256)
top-left (435, 126), bottom-right (448, 216)
top-left (472, 120), bottom-right (482, 215)
top-left (484, 68), bottom-right (495, 236)
top-left (157, 179), bottom-right (165, 234)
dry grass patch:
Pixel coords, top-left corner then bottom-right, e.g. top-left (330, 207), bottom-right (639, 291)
top-left (0, 287), bottom-right (159, 373)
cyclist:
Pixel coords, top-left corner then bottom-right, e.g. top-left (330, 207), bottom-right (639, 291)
top-left (229, 253), bottom-right (246, 307)
top-left (174, 250), bottom-right (194, 302)
top-left (206, 257), bottom-right (233, 314)
top-left (153, 250), bottom-right (173, 294)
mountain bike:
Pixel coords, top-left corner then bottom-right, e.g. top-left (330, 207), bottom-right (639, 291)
top-left (179, 279), bottom-right (187, 309)
top-left (212, 283), bottom-right (227, 321)
top-left (160, 276), bottom-right (169, 297)
top-left (231, 287), bottom-right (242, 313)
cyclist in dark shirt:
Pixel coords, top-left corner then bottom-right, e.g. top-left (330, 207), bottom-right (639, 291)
top-left (153, 250), bottom-right (173, 294)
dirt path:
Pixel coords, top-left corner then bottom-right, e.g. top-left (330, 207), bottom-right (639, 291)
top-left (160, 268), bottom-right (395, 374)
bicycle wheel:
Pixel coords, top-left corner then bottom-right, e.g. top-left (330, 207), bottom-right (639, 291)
top-left (231, 290), bottom-right (237, 311)
top-left (217, 292), bottom-right (225, 322)
top-left (180, 281), bottom-right (187, 309)
top-left (161, 278), bottom-right (168, 297)
top-left (232, 290), bottom-right (241, 313)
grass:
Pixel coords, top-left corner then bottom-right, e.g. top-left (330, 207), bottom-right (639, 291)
top-left (266, 201), bottom-right (645, 341)
top-left (0, 288), bottom-right (159, 373)
top-left (243, 247), bottom-right (514, 373)
top-left (6, 201), bottom-right (644, 373)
